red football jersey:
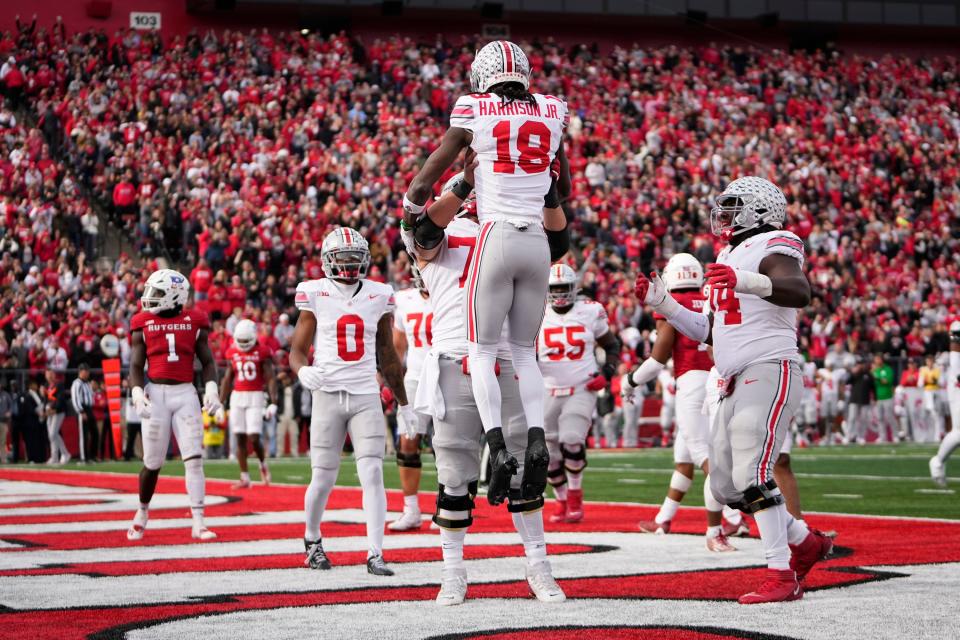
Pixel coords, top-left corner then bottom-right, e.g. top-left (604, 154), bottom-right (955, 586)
top-left (225, 343), bottom-right (272, 392)
top-left (130, 309), bottom-right (210, 383)
top-left (654, 289), bottom-right (713, 379)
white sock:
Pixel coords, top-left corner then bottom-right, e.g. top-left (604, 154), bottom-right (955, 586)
top-left (706, 525), bottom-right (721, 539)
top-left (240, 471), bottom-right (250, 483)
top-left (936, 428), bottom-right (960, 464)
top-left (304, 466), bottom-right (338, 540)
top-left (467, 342), bottom-right (503, 432)
top-left (184, 458), bottom-right (206, 519)
top-left (753, 499), bottom-right (791, 570)
top-left (553, 483), bottom-right (568, 501)
top-left (787, 517), bottom-right (810, 546)
top-left (656, 497), bottom-right (680, 524)
top-left (722, 505), bottom-right (743, 525)
top-left (403, 493), bottom-right (420, 514)
top-left (509, 342), bottom-right (545, 430)
top-left (440, 527), bottom-right (467, 570)
top-left (357, 456), bottom-right (387, 558)
top-left (563, 444), bottom-right (585, 490)
top-left (512, 510), bottom-right (548, 567)
top-left (703, 476), bottom-right (724, 512)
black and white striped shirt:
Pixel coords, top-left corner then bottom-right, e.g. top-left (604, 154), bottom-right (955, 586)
top-left (71, 377), bottom-right (93, 415)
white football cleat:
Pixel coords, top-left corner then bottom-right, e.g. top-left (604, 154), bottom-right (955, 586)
top-left (387, 510), bottom-right (423, 531)
top-left (929, 456), bottom-right (947, 488)
top-left (526, 561), bottom-right (566, 603)
top-left (436, 567), bottom-right (468, 606)
top-left (706, 533), bottom-right (738, 552)
top-left (192, 524), bottom-right (217, 541)
top-left (127, 509), bottom-right (148, 541)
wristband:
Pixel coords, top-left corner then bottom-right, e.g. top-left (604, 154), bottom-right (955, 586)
top-left (402, 194), bottom-right (425, 215)
top-left (734, 269), bottom-right (773, 298)
top-left (451, 178), bottom-right (473, 201)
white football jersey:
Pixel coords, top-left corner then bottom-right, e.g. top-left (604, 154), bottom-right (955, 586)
top-left (819, 368), bottom-right (846, 399)
top-left (419, 217), bottom-right (511, 358)
top-left (294, 278), bottom-right (396, 394)
top-left (537, 299), bottom-right (609, 389)
top-left (710, 230), bottom-right (805, 377)
top-left (449, 92), bottom-right (568, 224)
top-left (393, 288), bottom-right (432, 382)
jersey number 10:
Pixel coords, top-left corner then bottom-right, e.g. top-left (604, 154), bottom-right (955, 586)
top-left (492, 120), bottom-right (552, 174)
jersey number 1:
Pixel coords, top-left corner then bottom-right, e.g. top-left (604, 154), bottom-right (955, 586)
top-left (165, 333), bottom-right (179, 362)
top-left (492, 120), bottom-right (552, 174)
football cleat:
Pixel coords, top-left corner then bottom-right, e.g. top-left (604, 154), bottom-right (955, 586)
top-left (304, 539), bottom-right (332, 570)
top-left (722, 516), bottom-right (751, 537)
top-left (790, 528), bottom-right (833, 581)
top-left (738, 569), bottom-right (803, 604)
top-left (260, 463), bottom-right (271, 486)
top-left (549, 500), bottom-right (568, 524)
top-left (387, 510), bottom-right (423, 531)
top-left (366, 555), bottom-right (395, 576)
top-left (526, 561), bottom-right (566, 603)
top-left (191, 525), bottom-right (217, 541)
top-left (929, 456), bottom-right (947, 488)
top-left (436, 567), bottom-right (468, 606)
top-left (565, 489), bottom-right (584, 523)
top-left (706, 533), bottom-right (738, 552)
top-left (638, 519), bottom-right (670, 534)
top-left (126, 509), bottom-right (148, 541)
top-left (520, 428), bottom-right (549, 500)
top-left (232, 478), bottom-right (251, 489)
top-left (60, 453), bottom-right (71, 465)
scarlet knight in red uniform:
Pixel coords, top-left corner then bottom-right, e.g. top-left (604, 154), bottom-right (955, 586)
top-left (127, 269), bottom-right (222, 542)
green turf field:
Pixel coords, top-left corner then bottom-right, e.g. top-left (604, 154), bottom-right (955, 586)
top-left (34, 443), bottom-right (959, 520)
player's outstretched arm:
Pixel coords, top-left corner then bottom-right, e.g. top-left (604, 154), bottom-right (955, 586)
top-left (376, 314), bottom-right (408, 405)
top-left (635, 273), bottom-right (712, 344)
top-left (405, 127), bottom-right (471, 213)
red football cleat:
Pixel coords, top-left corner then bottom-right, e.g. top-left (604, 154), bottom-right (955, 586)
top-left (790, 528), bottom-right (834, 581)
top-left (549, 500), bottom-right (567, 524)
top-left (638, 519), bottom-right (670, 534)
top-left (565, 489), bottom-right (583, 523)
top-left (738, 569), bottom-right (803, 604)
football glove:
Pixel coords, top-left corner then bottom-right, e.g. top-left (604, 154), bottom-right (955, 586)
top-left (202, 381), bottom-right (222, 414)
top-left (263, 404), bottom-right (278, 421)
top-left (298, 366), bottom-right (324, 391)
top-left (131, 386), bottom-right (151, 419)
top-left (397, 404), bottom-right (419, 440)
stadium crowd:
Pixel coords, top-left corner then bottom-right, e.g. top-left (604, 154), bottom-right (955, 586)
top-left (1, 19), bottom-right (959, 460)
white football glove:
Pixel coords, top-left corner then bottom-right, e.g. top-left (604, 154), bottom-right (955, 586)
top-left (131, 386), bottom-right (151, 419)
top-left (635, 271), bottom-right (671, 310)
top-left (214, 407), bottom-right (226, 424)
top-left (263, 403), bottom-right (278, 421)
top-left (620, 373), bottom-right (638, 404)
top-left (203, 381), bottom-right (222, 414)
top-left (297, 366), bottom-right (324, 391)
top-left (397, 404), bottom-right (419, 440)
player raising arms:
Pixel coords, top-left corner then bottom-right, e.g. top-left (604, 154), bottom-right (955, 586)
top-left (538, 264), bottom-right (620, 523)
top-left (289, 227), bottom-right (416, 577)
top-left (127, 269), bottom-right (221, 542)
top-left (220, 319), bottom-right (277, 488)
top-left (623, 254), bottom-right (740, 551)
top-left (388, 268), bottom-right (433, 531)
top-left (635, 177), bottom-right (832, 604)
top-left (404, 41), bottom-right (571, 505)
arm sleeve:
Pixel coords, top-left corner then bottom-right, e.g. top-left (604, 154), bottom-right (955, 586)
top-left (661, 302), bottom-right (711, 344)
top-left (294, 283), bottom-right (312, 312)
top-left (763, 232), bottom-right (805, 267)
top-left (449, 95), bottom-right (476, 132)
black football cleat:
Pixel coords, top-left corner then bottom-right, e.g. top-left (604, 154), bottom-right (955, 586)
top-left (486, 428), bottom-right (519, 506)
top-left (366, 555), bottom-right (395, 576)
top-left (304, 539), bottom-right (332, 570)
top-left (520, 427), bottom-right (549, 500)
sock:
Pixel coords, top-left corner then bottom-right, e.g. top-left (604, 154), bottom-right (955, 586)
top-left (722, 505), bottom-right (743, 525)
top-left (356, 456), bottom-right (387, 558)
top-left (509, 342), bottom-right (545, 430)
top-left (656, 497), bottom-right (680, 524)
top-left (553, 484), bottom-right (568, 501)
top-left (467, 341), bottom-right (503, 432)
top-left (304, 466), bottom-right (338, 540)
top-left (706, 525), bottom-right (721, 539)
top-left (936, 428), bottom-right (960, 464)
top-left (753, 498), bottom-right (791, 570)
top-left (563, 444), bottom-right (585, 490)
top-left (787, 517), bottom-right (810, 545)
top-left (703, 476), bottom-right (724, 512)
top-left (512, 510), bottom-right (548, 567)
top-left (184, 458), bottom-right (206, 522)
top-left (240, 471), bottom-right (250, 483)
top-left (403, 493), bottom-right (420, 514)
top-left (440, 527), bottom-right (467, 570)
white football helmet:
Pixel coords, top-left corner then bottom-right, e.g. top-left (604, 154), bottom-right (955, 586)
top-left (547, 264), bottom-right (578, 308)
top-left (663, 253), bottom-right (703, 292)
top-left (441, 171), bottom-right (477, 218)
top-left (710, 176), bottom-right (787, 239)
top-left (233, 319), bottom-right (257, 352)
top-left (141, 269), bottom-right (190, 314)
top-left (321, 227), bottom-right (370, 283)
top-left (470, 40), bottom-right (530, 93)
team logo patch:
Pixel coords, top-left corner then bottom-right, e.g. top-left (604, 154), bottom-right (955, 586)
top-left (0, 469), bottom-right (957, 639)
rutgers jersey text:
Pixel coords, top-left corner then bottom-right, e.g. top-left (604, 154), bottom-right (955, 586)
top-left (224, 344), bottom-right (273, 392)
top-left (130, 309), bottom-right (209, 383)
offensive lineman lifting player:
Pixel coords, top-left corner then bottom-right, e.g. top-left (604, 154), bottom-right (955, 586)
top-left (127, 269), bottom-right (221, 542)
top-left (636, 177), bottom-right (833, 604)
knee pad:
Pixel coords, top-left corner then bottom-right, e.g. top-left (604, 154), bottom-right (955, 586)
top-left (731, 479), bottom-right (784, 514)
top-left (560, 443), bottom-right (587, 473)
top-left (396, 451), bottom-right (422, 469)
top-left (433, 483), bottom-right (476, 529)
top-left (670, 470), bottom-right (693, 493)
top-left (547, 465), bottom-right (567, 487)
top-left (507, 488), bottom-right (544, 513)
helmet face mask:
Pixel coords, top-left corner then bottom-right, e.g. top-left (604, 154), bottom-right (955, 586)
top-left (547, 264), bottom-right (578, 309)
top-left (321, 228), bottom-right (371, 284)
top-left (710, 177), bottom-right (787, 239)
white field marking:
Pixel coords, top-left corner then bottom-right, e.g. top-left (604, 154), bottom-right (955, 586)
top-left (129, 563), bottom-right (960, 640)
top-left (822, 493), bottom-right (863, 499)
top-left (0, 493), bottom-right (230, 517)
top-left (914, 488), bottom-right (955, 495)
top-left (616, 478), bottom-right (647, 484)
top-left (0, 531), bottom-right (763, 610)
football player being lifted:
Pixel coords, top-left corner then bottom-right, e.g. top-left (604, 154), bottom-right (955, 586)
top-left (537, 264), bottom-right (620, 523)
top-left (388, 265), bottom-right (434, 531)
top-left (220, 319), bottom-right (277, 488)
top-left (127, 269), bottom-right (221, 542)
top-left (636, 177), bottom-right (832, 604)
top-left (624, 254), bottom-right (744, 551)
top-left (403, 169), bottom-right (567, 606)
top-left (404, 41), bottom-right (572, 511)
top-left (289, 227), bottom-right (416, 576)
